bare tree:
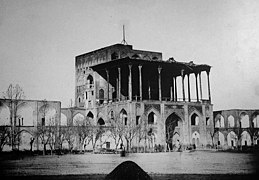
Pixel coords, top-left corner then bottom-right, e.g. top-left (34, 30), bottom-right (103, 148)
top-left (35, 99), bottom-right (50, 155)
top-left (108, 114), bottom-right (123, 150)
top-left (165, 121), bottom-right (177, 151)
top-left (47, 118), bottom-right (58, 155)
top-left (2, 84), bottom-right (25, 150)
top-left (61, 126), bottom-right (76, 152)
top-left (76, 121), bottom-right (91, 152)
top-left (209, 128), bottom-right (218, 148)
top-left (136, 118), bottom-right (148, 152)
top-left (123, 119), bottom-right (138, 152)
top-left (248, 117), bottom-right (259, 146)
top-left (0, 126), bottom-right (11, 152)
top-left (89, 123), bottom-right (104, 151)
top-left (60, 99), bottom-right (77, 152)
top-left (234, 125), bottom-right (243, 150)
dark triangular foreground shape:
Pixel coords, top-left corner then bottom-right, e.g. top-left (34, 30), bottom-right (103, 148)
top-left (105, 161), bottom-right (152, 180)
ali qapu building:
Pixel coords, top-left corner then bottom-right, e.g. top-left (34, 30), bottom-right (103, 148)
top-left (1, 42), bottom-right (258, 152)
top-left (73, 43), bottom-right (214, 151)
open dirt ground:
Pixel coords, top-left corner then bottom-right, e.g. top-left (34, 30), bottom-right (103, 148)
top-left (1, 151), bottom-right (258, 179)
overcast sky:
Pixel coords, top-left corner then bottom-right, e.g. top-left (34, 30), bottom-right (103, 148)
top-left (0, 0), bottom-right (259, 110)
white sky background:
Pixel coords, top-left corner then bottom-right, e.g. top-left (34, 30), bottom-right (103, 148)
top-left (0, 0), bottom-right (259, 110)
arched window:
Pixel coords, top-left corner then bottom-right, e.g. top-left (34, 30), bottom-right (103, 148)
top-left (110, 110), bottom-right (114, 119)
top-left (215, 114), bottom-right (224, 128)
top-left (191, 113), bottom-right (199, 126)
top-left (99, 89), bottom-right (104, 104)
top-left (97, 118), bottom-right (105, 126)
top-left (87, 75), bottom-right (93, 85)
top-left (111, 52), bottom-right (118, 60)
top-left (136, 116), bottom-right (141, 125)
top-left (228, 115), bottom-right (235, 127)
top-left (240, 113), bottom-right (249, 128)
top-left (73, 113), bottom-right (84, 126)
top-left (120, 109), bottom-right (127, 125)
top-left (253, 114), bottom-right (259, 128)
top-left (148, 112), bottom-right (156, 124)
top-left (87, 111), bottom-right (94, 119)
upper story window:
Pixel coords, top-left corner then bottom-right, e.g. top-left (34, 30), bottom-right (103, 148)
top-left (148, 112), bottom-right (156, 125)
top-left (111, 52), bottom-right (119, 60)
top-left (191, 113), bottom-right (199, 126)
top-left (87, 75), bottom-right (94, 85)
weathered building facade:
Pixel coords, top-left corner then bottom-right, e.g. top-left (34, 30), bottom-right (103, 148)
top-left (73, 43), bottom-right (214, 151)
top-left (214, 109), bottom-right (259, 149)
top-left (0, 99), bottom-right (61, 151)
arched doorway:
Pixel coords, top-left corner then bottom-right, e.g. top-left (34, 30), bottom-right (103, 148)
top-left (227, 131), bottom-right (237, 148)
top-left (218, 131), bottom-right (225, 147)
top-left (97, 118), bottom-right (105, 126)
top-left (165, 113), bottom-right (181, 151)
top-left (192, 131), bottom-right (200, 147)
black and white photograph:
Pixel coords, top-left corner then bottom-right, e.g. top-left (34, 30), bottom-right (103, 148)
top-left (0, 0), bottom-right (259, 179)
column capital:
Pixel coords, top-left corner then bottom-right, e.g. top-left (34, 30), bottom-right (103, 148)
top-left (158, 66), bottom-right (162, 74)
top-left (138, 64), bottom-right (142, 69)
top-left (128, 64), bottom-right (132, 69)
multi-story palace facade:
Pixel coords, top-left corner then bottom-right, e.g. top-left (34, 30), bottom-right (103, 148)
top-left (74, 43), bottom-right (214, 151)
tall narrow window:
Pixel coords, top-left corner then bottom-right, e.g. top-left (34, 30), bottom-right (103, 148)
top-left (42, 118), bottom-right (45, 126)
top-left (99, 89), bottom-right (104, 104)
top-left (148, 112), bottom-right (156, 124)
top-left (136, 116), bottom-right (140, 125)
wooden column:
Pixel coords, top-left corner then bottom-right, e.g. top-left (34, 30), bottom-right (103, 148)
top-left (187, 74), bottom-right (191, 102)
top-left (128, 64), bottom-right (132, 101)
top-left (118, 67), bottom-right (121, 101)
top-left (106, 69), bottom-right (109, 102)
top-left (158, 66), bottom-right (162, 101)
top-left (199, 72), bottom-right (203, 100)
top-left (171, 77), bottom-right (174, 101)
top-left (174, 77), bottom-right (178, 101)
top-left (181, 69), bottom-right (185, 101)
top-left (138, 65), bottom-right (142, 101)
top-left (206, 70), bottom-right (211, 102)
top-left (195, 73), bottom-right (199, 102)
